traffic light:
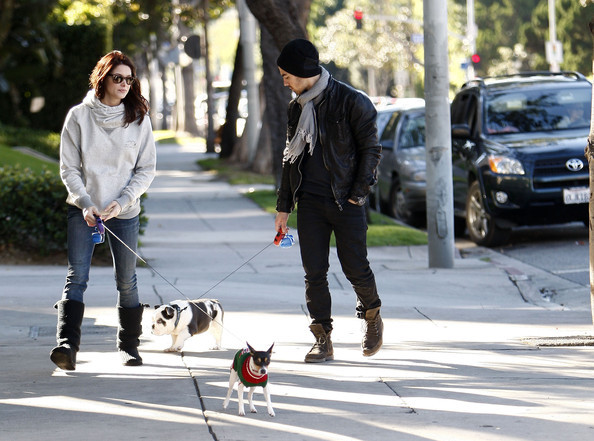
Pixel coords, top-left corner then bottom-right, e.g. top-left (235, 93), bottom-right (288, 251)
top-left (354, 8), bottom-right (363, 30)
top-left (471, 53), bottom-right (481, 66)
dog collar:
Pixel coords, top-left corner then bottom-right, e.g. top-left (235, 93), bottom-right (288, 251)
top-left (171, 304), bottom-right (188, 329)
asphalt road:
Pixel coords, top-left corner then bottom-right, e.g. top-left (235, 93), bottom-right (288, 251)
top-left (490, 222), bottom-right (590, 287)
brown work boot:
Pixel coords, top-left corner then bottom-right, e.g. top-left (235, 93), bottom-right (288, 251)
top-left (304, 323), bottom-right (334, 363)
top-left (362, 307), bottom-right (383, 356)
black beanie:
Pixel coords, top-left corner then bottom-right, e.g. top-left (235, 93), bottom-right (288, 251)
top-left (277, 39), bottom-right (322, 78)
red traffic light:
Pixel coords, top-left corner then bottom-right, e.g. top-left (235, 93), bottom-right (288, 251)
top-left (354, 8), bottom-right (363, 29)
top-left (471, 53), bottom-right (481, 64)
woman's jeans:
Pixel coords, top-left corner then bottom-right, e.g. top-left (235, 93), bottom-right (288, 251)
top-left (62, 206), bottom-right (140, 308)
top-left (297, 193), bottom-right (381, 332)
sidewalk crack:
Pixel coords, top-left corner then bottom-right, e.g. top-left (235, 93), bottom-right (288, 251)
top-left (381, 379), bottom-right (417, 414)
top-left (414, 307), bottom-right (440, 326)
top-left (182, 353), bottom-right (220, 441)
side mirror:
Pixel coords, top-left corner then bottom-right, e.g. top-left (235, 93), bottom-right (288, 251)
top-left (451, 123), bottom-right (471, 138)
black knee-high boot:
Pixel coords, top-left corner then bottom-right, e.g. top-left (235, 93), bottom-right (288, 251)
top-left (50, 299), bottom-right (85, 371)
top-left (117, 305), bottom-right (144, 366)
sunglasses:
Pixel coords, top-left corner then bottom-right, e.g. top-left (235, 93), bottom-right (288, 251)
top-left (107, 73), bottom-right (136, 85)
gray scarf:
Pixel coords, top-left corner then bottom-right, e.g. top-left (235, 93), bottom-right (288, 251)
top-left (284, 67), bottom-right (330, 164)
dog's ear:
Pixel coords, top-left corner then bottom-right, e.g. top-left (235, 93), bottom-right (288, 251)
top-left (267, 343), bottom-right (274, 354)
top-left (163, 306), bottom-right (175, 319)
top-left (246, 342), bottom-right (255, 354)
top-left (154, 305), bottom-right (162, 310)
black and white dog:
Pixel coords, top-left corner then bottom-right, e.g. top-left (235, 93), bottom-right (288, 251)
top-left (223, 343), bottom-right (275, 417)
top-left (151, 299), bottom-right (224, 352)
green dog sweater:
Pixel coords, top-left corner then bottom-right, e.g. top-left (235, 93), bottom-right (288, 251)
top-left (232, 348), bottom-right (268, 387)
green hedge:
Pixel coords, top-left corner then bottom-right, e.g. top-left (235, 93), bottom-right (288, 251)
top-left (0, 165), bottom-right (148, 256)
top-left (0, 166), bottom-right (68, 254)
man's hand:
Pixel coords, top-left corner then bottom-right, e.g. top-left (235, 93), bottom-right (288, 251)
top-left (102, 201), bottom-right (122, 221)
top-left (275, 212), bottom-right (290, 235)
top-left (348, 196), bottom-right (366, 206)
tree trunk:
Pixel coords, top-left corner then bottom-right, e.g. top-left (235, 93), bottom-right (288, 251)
top-left (0, 0), bottom-right (14, 51)
top-left (220, 40), bottom-right (244, 159)
top-left (182, 63), bottom-right (199, 135)
top-left (203, 0), bottom-right (216, 152)
top-left (244, 0), bottom-right (311, 186)
top-left (256, 27), bottom-right (291, 183)
top-left (586, 19), bottom-right (594, 326)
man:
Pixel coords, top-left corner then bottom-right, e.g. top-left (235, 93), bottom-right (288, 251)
top-left (274, 38), bottom-right (383, 362)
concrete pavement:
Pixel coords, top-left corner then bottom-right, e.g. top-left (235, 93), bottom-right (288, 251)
top-left (1, 141), bottom-right (593, 441)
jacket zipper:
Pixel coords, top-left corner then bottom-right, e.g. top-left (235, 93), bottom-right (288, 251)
top-left (316, 96), bottom-right (343, 211)
top-left (292, 154), bottom-right (304, 209)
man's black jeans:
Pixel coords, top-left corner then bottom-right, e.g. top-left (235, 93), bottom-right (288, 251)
top-left (297, 192), bottom-right (381, 332)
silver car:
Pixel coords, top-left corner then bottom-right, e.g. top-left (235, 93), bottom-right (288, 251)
top-left (373, 101), bottom-right (427, 226)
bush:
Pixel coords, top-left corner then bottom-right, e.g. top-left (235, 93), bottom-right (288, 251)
top-left (0, 165), bottom-right (149, 257)
top-left (0, 166), bottom-right (68, 254)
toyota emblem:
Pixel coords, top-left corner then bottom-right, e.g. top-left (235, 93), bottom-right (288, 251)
top-left (566, 158), bottom-right (584, 172)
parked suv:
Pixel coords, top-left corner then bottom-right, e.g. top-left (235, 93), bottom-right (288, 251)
top-left (451, 72), bottom-right (591, 247)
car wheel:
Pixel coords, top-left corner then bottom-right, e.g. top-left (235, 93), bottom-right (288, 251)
top-left (465, 181), bottom-right (511, 247)
top-left (389, 177), bottom-right (421, 226)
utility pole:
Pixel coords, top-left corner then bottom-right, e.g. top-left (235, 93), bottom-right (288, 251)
top-left (237, 0), bottom-right (260, 164)
top-left (202, 0), bottom-right (216, 152)
top-left (423, 0), bottom-right (455, 269)
top-left (585, 18), bottom-right (594, 326)
top-left (466, 0), bottom-right (476, 80)
top-left (546, 0), bottom-right (562, 72)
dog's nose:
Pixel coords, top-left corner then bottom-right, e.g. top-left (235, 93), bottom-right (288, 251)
top-left (260, 368), bottom-right (267, 375)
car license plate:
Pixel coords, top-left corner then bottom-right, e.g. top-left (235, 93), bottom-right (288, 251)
top-left (563, 187), bottom-right (589, 204)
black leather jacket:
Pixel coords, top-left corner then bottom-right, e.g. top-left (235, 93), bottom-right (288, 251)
top-left (276, 76), bottom-right (381, 212)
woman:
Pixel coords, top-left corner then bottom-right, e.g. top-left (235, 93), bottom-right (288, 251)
top-left (50, 50), bottom-right (156, 370)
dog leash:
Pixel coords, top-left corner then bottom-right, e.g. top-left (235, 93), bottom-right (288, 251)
top-left (100, 221), bottom-right (281, 301)
top-left (98, 218), bottom-right (293, 343)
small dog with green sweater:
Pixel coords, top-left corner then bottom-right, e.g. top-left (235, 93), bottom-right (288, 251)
top-left (223, 343), bottom-right (275, 417)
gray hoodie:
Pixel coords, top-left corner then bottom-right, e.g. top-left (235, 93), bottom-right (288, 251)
top-left (59, 90), bottom-right (156, 219)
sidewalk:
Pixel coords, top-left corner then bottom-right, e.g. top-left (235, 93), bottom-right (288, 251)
top-left (1, 142), bottom-right (593, 441)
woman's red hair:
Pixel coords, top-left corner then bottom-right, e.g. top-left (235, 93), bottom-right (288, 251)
top-left (89, 50), bottom-right (149, 125)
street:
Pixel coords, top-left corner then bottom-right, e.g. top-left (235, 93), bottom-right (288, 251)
top-left (493, 222), bottom-right (589, 287)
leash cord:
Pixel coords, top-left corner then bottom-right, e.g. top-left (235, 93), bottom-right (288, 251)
top-left (102, 222), bottom-right (273, 302)
top-left (101, 222), bottom-right (276, 344)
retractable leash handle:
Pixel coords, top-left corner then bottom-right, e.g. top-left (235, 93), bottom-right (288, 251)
top-left (273, 229), bottom-right (294, 248)
top-left (273, 230), bottom-right (285, 246)
top-left (92, 215), bottom-right (105, 244)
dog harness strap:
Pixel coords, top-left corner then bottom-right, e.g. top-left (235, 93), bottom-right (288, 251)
top-left (172, 304), bottom-right (188, 329)
top-left (232, 348), bottom-right (268, 387)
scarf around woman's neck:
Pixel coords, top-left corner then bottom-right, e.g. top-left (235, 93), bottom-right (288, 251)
top-left (284, 67), bottom-right (330, 164)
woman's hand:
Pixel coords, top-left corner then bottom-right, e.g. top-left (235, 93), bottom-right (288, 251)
top-left (102, 201), bottom-right (122, 221)
top-left (82, 206), bottom-right (101, 226)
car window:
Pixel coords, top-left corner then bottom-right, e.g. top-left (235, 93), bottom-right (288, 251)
top-left (451, 92), bottom-right (479, 136)
top-left (376, 110), bottom-right (395, 136)
top-left (485, 86), bottom-right (592, 134)
top-left (379, 111), bottom-right (400, 150)
top-left (398, 114), bottom-right (426, 148)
